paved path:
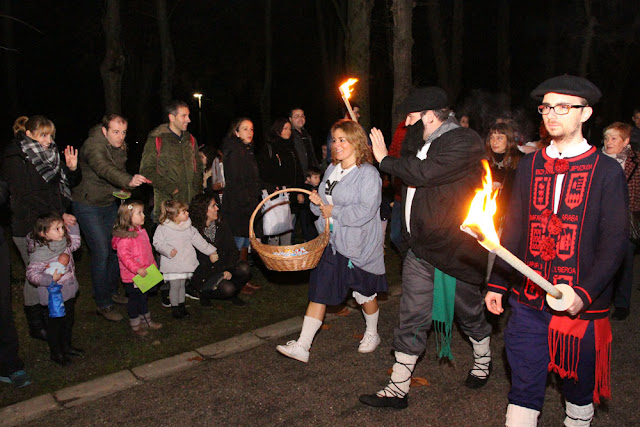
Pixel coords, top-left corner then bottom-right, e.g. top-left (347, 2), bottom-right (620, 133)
top-left (4, 285), bottom-right (640, 426)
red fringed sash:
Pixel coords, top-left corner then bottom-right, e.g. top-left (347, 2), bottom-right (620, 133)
top-left (548, 316), bottom-right (612, 404)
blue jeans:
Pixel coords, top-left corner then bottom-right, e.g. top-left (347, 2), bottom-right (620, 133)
top-left (73, 202), bottom-right (120, 309)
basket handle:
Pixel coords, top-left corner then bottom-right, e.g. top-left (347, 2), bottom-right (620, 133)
top-left (249, 188), bottom-right (330, 239)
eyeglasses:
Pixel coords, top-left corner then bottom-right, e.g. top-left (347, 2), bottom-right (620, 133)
top-left (537, 104), bottom-right (587, 115)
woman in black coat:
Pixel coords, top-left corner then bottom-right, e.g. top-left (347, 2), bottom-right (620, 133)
top-left (219, 118), bottom-right (263, 262)
top-left (189, 193), bottom-right (251, 306)
top-left (259, 118), bottom-right (305, 245)
top-left (1, 116), bottom-right (80, 341)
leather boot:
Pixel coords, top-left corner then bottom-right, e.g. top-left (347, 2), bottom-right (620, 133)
top-left (179, 302), bottom-right (190, 318)
top-left (24, 305), bottom-right (47, 341)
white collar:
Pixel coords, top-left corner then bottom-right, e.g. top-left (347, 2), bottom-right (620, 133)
top-left (545, 138), bottom-right (591, 159)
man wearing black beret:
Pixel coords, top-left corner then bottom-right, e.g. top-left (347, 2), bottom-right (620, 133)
top-left (360, 87), bottom-right (492, 409)
top-left (486, 75), bottom-right (628, 425)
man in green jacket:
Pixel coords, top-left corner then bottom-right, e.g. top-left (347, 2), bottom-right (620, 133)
top-left (72, 114), bottom-right (150, 322)
top-left (140, 100), bottom-right (203, 222)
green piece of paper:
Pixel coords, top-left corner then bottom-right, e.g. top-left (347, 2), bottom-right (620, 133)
top-left (132, 265), bottom-right (163, 293)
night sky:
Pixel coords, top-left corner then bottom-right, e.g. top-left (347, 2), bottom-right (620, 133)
top-left (1, 0), bottom-right (639, 158)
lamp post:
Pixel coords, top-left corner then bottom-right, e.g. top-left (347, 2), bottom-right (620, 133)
top-left (193, 93), bottom-right (203, 140)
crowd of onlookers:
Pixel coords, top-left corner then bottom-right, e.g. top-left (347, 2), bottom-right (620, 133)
top-left (0, 95), bottom-right (638, 395)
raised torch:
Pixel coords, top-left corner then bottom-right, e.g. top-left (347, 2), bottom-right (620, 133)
top-left (339, 78), bottom-right (359, 122)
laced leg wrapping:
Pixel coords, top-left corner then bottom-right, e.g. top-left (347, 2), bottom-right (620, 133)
top-left (469, 336), bottom-right (491, 379)
top-left (377, 352), bottom-right (418, 398)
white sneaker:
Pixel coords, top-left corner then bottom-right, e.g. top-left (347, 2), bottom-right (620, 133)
top-left (358, 332), bottom-right (381, 353)
top-left (276, 340), bottom-right (310, 363)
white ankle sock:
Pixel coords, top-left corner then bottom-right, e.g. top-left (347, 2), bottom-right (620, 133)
top-left (564, 401), bottom-right (594, 426)
top-left (505, 404), bottom-right (540, 427)
top-left (297, 316), bottom-right (323, 351)
top-left (378, 351), bottom-right (418, 398)
top-left (363, 309), bottom-right (379, 335)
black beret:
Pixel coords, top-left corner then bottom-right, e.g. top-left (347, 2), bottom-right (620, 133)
top-left (530, 75), bottom-right (602, 105)
top-left (398, 87), bottom-right (449, 115)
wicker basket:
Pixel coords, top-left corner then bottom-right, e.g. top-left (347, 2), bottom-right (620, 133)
top-left (250, 188), bottom-right (330, 271)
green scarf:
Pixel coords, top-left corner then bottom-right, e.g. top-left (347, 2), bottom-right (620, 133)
top-left (432, 268), bottom-right (456, 361)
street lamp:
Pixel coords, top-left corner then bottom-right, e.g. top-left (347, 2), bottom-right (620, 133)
top-left (193, 93), bottom-right (203, 140)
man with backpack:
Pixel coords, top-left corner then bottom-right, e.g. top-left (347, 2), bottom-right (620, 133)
top-left (140, 100), bottom-right (203, 222)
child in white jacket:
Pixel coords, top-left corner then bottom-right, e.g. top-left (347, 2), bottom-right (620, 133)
top-left (153, 200), bottom-right (218, 318)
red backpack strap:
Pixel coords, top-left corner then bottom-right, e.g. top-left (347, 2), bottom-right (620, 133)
top-left (155, 137), bottom-right (162, 174)
top-left (190, 134), bottom-right (197, 172)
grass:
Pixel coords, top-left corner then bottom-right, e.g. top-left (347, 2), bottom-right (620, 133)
top-left (1, 233), bottom-right (403, 409)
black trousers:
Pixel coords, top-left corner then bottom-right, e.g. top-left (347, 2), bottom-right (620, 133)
top-left (0, 232), bottom-right (23, 376)
top-left (201, 261), bottom-right (251, 300)
top-left (47, 297), bottom-right (76, 357)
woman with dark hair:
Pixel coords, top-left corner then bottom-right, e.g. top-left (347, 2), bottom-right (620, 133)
top-left (188, 193), bottom-right (250, 306)
top-left (220, 119), bottom-right (261, 248)
top-left (276, 119), bottom-right (387, 363)
top-left (485, 122), bottom-right (523, 226)
top-left (219, 118), bottom-right (262, 293)
top-left (1, 116), bottom-right (80, 341)
top-left (259, 117), bottom-right (304, 245)
top-left (199, 144), bottom-right (225, 194)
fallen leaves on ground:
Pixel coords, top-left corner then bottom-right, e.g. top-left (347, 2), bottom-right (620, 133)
top-left (411, 377), bottom-right (429, 387)
top-left (353, 334), bottom-right (364, 340)
top-left (321, 324), bottom-right (332, 330)
top-left (188, 356), bottom-right (204, 362)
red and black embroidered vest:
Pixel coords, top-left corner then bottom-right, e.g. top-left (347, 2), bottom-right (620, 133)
top-left (517, 146), bottom-right (599, 310)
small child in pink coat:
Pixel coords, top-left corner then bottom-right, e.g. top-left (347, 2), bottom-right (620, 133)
top-left (112, 201), bottom-right (162, 337)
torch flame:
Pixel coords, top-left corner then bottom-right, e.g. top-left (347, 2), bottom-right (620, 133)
top-left (339, 78), bottom-right (358, 99)
top-left (461, 160), bottom-right (500, 250)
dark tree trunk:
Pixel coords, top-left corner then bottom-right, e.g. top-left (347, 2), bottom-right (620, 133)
top-left (426, 0), bottom-right (450, 97)
top-left (450, 0), bottom-right (464, 105)
top-left (345, 0), bottom-right (374, 129)
top-left (391, 0), bottom-right (414, 128)
top-left (578, 0), bottom-right (596, 77)
top-left (316, 0), bottom-right (338, 124)
top-left (496, 0), bottom-right (510, 105)
top-left (260, 0), bottom-right (272, 133)
top-left (100, 0), bottom-right (125, 114)
top-left (2, 0), bottom-right (18, 118)
top-left (156, 0), bottom-right (175, 107)
top-left (544, 0), bottom-right (558, 77)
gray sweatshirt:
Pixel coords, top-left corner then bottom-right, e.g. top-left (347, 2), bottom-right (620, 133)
top-left (311, 163), bottom-right (385, 275)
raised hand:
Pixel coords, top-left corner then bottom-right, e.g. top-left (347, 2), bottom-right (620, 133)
top-left (64, 146), bottom-right (78, 170)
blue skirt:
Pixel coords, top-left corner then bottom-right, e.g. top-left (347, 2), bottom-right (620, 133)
top-left (309, 245), bottom-right (388, 305)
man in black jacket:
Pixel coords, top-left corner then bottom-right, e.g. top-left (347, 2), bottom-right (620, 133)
top-left (360, 87), bottom-right (491, 409)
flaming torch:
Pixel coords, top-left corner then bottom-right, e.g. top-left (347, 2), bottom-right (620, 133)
top-left (339, 78), bottom-right (359, 122)
top-left (460, 160), bottom-right (575, 311)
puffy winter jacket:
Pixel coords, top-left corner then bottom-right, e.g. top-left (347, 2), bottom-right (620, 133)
top-left (112, 226), bottom-right (156, 284)
top-left (139, 124), bottom-right (202, 221)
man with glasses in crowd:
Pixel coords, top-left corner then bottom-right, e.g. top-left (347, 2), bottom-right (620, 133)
top-left (485, 75), bottom-right (628, 426)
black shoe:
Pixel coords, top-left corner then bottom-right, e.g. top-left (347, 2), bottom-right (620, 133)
top-left (172, 306), bottom-right (184, 319)
top-left (161, 290), bottom-right (171, 308)
top-left (24, 305), bottom-right (48, 341)
top-left (359, 393), bottom-right (408, 409)
top-left (231, 297), bottom-right (247, 307)
top-left (50, 353), bottom-right (72, 366)
top-left (64, 346), bottom-right (85, 357)
top-left (179, 303), bottom-right (190, 318)
top-left (185, 285), bottom-right (200, 301)
top-left (465, 361), bottom-right (492, 389)
top-left (611, 307), bottom-right (629, 321)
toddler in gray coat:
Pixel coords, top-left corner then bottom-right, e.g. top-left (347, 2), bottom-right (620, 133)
top-left (153, 200), bottom-right (218, 318)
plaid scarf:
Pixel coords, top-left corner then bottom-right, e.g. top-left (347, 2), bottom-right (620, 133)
top-left (19, 134), bottom-right (71, 201)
